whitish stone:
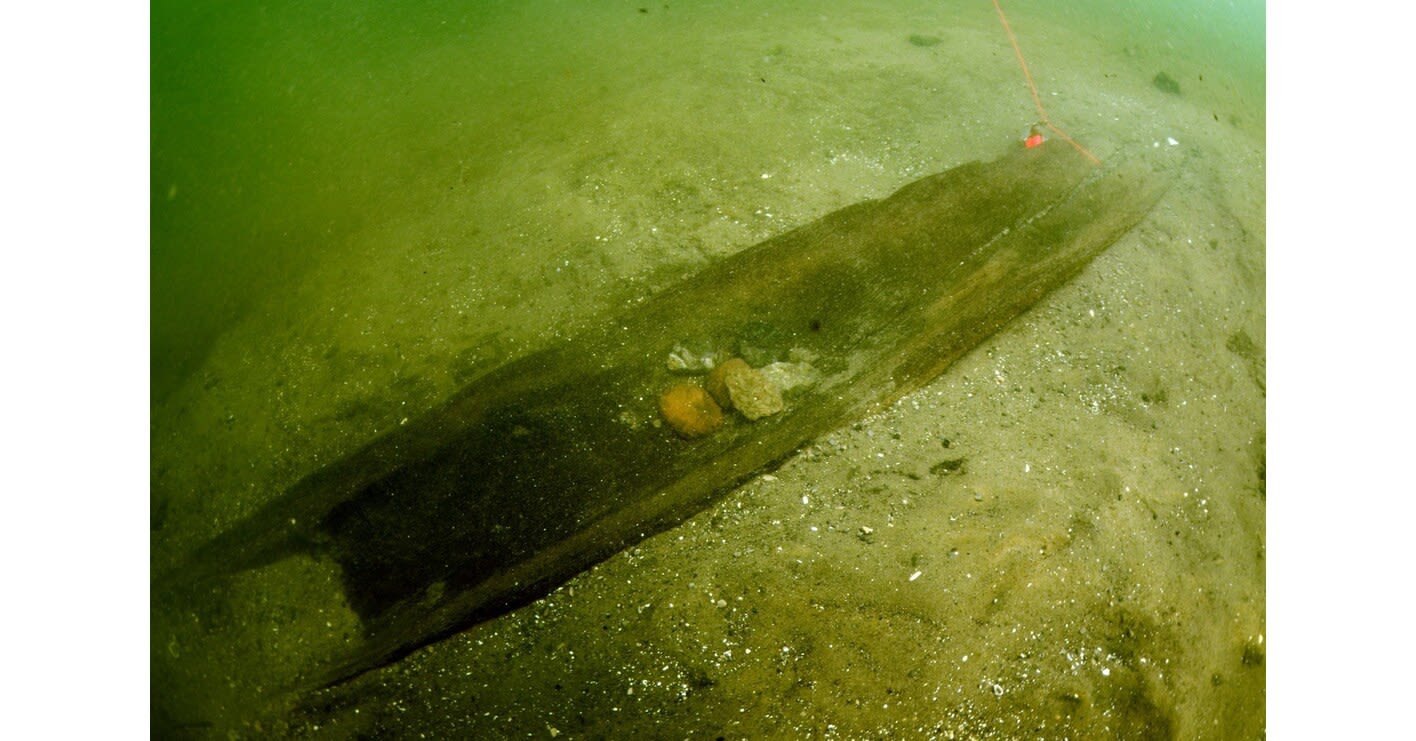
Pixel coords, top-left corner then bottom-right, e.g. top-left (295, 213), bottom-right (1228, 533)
top-left (726, 364), bottom-right (784, 420)
top-left (665, 343), bottom-right (718, 374)
top-left (759, 360), bottom-right (819, 394)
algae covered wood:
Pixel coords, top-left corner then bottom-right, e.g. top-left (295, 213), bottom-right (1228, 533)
top-left (168, 141), bottom-right (1167, 690)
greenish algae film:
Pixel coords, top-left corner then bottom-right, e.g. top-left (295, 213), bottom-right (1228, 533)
top-left (152, 0), bottom-right (1264, 737)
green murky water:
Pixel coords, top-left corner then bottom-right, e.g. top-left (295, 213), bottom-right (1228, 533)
top-left (152, 0), bottom-right (1264, 736)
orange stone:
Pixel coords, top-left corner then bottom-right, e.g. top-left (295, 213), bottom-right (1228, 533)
top-left (658, 382), bottom-right (724, 439)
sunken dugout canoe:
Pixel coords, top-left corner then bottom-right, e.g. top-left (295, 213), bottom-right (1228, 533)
top-left (167, 141), bottom-right (1168, 690)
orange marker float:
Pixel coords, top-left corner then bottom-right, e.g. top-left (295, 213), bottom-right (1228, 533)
top-left (993, 0), bottom-right (1101, 165)
top-left (1024, 124), bottom-right (1045, 149)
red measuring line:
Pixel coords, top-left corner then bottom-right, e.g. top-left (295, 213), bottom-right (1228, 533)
top-left (991, 0), bottom-right (1102, 165)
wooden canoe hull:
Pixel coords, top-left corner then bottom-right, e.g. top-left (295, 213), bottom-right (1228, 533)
top-left (169, 141), bottom-right (1167, 690)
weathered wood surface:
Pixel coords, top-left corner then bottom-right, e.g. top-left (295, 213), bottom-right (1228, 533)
top-left (165, 141), bottom-right (1167, 690)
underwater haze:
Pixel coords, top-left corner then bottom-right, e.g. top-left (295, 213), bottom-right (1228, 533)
top-left (152, 0), bottom-right (1265, 737)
